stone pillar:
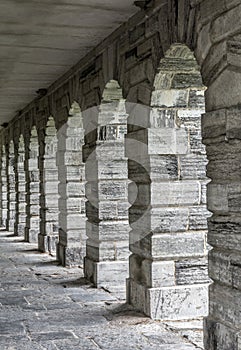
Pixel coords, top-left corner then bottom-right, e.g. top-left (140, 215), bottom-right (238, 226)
top-left (25, 127), bottom-right (40, 243)
top-left (57, 102), bottom-right (86, 267)
top-left (1, 146), bottom-right (7, 228)
top-left (6, 141), bottom-right (16, 233)
top-left (197, 3), bottom-right (241, 347)
top-left (84, 81), bottom-right (130, 292)
top-left (38, 117), bottom-right (59, 254)
top-left (127, 44), bottom-right (210, 320)
top-left (14, 136), bottom-right (26, 237)
top-left (0, 145), bottom-right (2, 227)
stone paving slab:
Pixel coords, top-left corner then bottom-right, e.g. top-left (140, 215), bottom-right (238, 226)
top-left (0, 230), bottom-right (203, 350)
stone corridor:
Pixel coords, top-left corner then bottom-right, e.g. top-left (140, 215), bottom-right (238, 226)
top-left (0, 229), bottom-right (202, 350)
top-left (1, 1), bottom-right (241, 349)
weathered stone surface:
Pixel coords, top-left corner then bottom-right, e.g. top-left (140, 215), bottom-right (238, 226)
top-left (86, 220), bottom-right (130, 241)
top-left (151, 90), bottom-right (189, 108)
top-left (171, 73), bottom-right (203, 89)
top-left (129, 255), bottom-right (175, 288)
top-left (175, 259), bottom-right (210, 285)
top-left (151, 232), bottom-right (207, 259)
top-left (84, 258), bottom-right (129, 291)
top-left (148, 128), bottom-right (188, 155)
top-left (2, 3), bottom-right (240, 348)
top-left (204, 317), bottom-right (240, 350)
top-left (206, 69), bottom-right (241, 111)
top-left (150, 181), bottom-right (201, 206)
top-left (180, 155), bottom-right (207, 180)
top-left (189, 206), bottom-right (210, 230)
top-left (130, 207), bottom-right (189, 233)
top-left (126, 43), bottom-right (209, 328)
top-left (128, 279), bottom-right (208, 321)
top-left (86, 239), bottom-right (129, 261)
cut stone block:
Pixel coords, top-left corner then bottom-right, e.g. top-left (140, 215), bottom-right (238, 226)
top-left (128, 279), bottom-right (208, 320)
top-left (84, 258), bottom-right (129, 291)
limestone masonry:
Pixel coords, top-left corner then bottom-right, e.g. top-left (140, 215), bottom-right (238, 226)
top-left (1, 1), bottom-right (241, 349)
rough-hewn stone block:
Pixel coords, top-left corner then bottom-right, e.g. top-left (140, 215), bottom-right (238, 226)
top-left (151, 232), bottom-right (206, 259)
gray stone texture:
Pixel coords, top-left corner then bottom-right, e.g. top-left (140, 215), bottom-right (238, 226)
top-left (0, 1), bottom-right (240, 349)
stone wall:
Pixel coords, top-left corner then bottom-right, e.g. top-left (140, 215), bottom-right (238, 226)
top-left (198, 1), bottom-right (241, 348)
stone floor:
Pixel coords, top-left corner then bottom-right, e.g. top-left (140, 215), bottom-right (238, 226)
top-left (0, 229), bottom-right (204, 350)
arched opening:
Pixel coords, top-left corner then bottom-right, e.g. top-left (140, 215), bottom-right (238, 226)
top-left (84, 80), bottom-right (130, 293)
top-left (1, 145), bottom-right (7, 228)
top-left (57, 101), bottom-right (86, 267)
top-left (7, 140), bottom-right (16, 232)
top-left (15, 135), bottom-right (26, 237)
top-left (25, 126), bottom-right (40, 243)
top-left (39, 117), bottom-right (59, 254)
top-left (127, 44), bottom-right (210, 329)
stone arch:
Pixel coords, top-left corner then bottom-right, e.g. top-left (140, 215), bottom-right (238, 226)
top-left (25, 126), bottom-right (40, 243)
top-left (38, 116), bottom-right (59, 254)
top-left (6, 140), bottom-right (16, 232)
top-left (84, 79), bottom-right (130, 293)
top-left (127, 43), bottom-right (210, 322)
top-left (14, 135), bottom-right (26, 237)
top-left (57, 101), bottom-right (86, 267)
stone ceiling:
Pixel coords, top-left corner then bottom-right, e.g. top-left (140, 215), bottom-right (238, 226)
top-left (0, 0), bottom-right (137, 125)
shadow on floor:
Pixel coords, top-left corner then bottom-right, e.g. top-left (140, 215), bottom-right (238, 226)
top-left (3, 233), bottom-right (17, 237)
top-left (16, 248), bottom-right (41, 253)
top-left (32, 259), bottom-right (60, 266)
top-left (56, 277), bottom-right (90, 288)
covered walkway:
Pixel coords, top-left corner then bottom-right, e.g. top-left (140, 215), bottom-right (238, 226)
top-left (0, 229), bottom-right (202, 350)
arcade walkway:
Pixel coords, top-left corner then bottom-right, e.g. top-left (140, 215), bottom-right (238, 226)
top-left (0, 229), bottom-right (203, 350)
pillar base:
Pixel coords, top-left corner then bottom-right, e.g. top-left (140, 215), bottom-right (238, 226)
top-left (127, 279), bottom-right (208, 320)
top-left (57, 243), bottom-right (85, 267)
top-left (38, 234), bottom-right (58, 254)
top-left (204, 317), bottom-right (241, 350)
top-left (84, 257), bottom-right (129, 293)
